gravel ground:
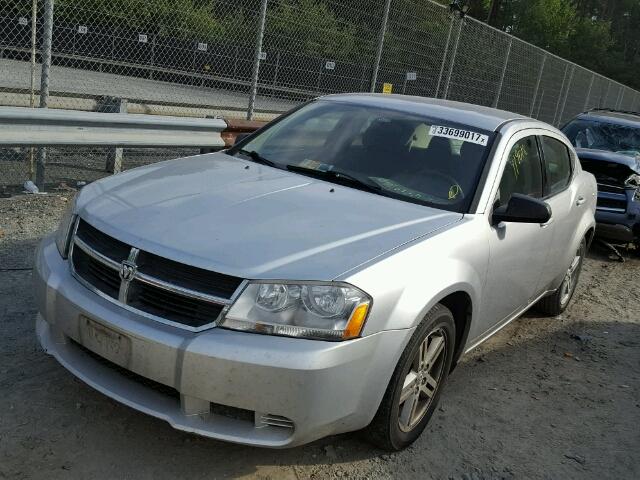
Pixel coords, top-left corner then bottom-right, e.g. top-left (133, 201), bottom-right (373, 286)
top-left (1, 194), bottom-right (639, 480)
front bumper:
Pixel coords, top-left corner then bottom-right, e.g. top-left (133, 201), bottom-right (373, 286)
top-left (594, 188), bottom-right (639, 243)
top-left (35, 235), bottom-right (411, 447)
top-left (595, 209), bottom-right (639, 243)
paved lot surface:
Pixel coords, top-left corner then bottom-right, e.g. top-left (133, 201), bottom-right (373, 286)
top-left (0, 58), bottom-right (296, 117)
top-left (1, 194), bottom-right (639, 480)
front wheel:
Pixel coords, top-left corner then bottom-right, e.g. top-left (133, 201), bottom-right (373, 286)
top-left (366, 304), bottom-right (455, 451)
top-left (536, 238), bottom-right (586, 316)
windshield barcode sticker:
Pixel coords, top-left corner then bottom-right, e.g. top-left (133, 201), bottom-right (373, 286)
top-left (429, 125), bottom-right (489, 146)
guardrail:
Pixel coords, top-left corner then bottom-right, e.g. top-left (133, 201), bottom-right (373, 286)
top-left (0, 106), bottom-right (268, 190)
top-left (0, 106), bottom-right (228, 148)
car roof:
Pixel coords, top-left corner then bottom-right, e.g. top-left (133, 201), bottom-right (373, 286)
top-left (320, 93), bottom-right (531, 131)
top-left (575, 109), bottom-right (640, 128)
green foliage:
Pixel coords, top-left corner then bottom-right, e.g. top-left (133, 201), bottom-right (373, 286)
top-left (567, 17), bottom-right (613, 70)
top-left (265, 0), bottom-right (361, 60)
top-left (510, 0), bottom-right (576, 55)
top-left (459, 0), bottom-right (640, 90)
top-left (53, 0), bottom-right (246, 41)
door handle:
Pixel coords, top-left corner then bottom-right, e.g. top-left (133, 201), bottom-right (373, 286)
top-left (576, 196), bottom-right (586, 206)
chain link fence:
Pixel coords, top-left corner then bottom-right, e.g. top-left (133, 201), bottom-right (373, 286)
top-left (1, 0), bottom-right (639, 193)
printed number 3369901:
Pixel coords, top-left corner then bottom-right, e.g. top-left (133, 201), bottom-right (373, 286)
top-left (429, 125), bottom-right (489, 146)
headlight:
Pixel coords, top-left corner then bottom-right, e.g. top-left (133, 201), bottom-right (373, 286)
top-left (219, 282), bottom-right (372, 341)
top-left (626, 174), bottom-right (640, 201)
top-left (55, 196), bottom-right (77, 258)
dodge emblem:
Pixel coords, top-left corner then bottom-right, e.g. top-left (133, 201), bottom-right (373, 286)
top-left (119, 260), bottom-right (137, 281)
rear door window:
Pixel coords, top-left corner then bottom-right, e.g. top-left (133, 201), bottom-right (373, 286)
top-left (541, 136), bottom-right (572, 196)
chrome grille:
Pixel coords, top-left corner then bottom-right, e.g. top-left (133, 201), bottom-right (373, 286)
top-left (71, 246), bottom-right (120, 299)
top-left (70, 218), bottom-right (245, 331)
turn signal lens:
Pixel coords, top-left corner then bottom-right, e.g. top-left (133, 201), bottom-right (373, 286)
top-left (343, 302), bottom-right (370, 340)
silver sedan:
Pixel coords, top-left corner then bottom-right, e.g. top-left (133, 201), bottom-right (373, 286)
top-left (35, 94), bottom-right (596, 450)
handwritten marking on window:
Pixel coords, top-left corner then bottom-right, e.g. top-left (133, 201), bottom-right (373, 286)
top-left (510, 144), bottom-right (527, 179)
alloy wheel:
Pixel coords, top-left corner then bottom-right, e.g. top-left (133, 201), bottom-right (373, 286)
top-left (560, 250), bottom-right (582, 306)
top-left (397, 328), bottom-right (447, 432)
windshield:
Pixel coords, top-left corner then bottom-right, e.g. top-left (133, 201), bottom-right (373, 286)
top-left (231, 100), bottom-right (494, 212)
top-left (562, 118), bottom-right (640, 157)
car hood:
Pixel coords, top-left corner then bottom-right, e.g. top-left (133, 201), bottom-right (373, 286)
top-left (576, 148), bottom-right (640, 188)
top-left (576, 148), bottom-right (640, 172)
top-left (77, 153), bottom-right (461, 280)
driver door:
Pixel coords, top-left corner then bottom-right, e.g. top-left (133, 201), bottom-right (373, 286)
top-left (481, 133), bottom-right (554, 333)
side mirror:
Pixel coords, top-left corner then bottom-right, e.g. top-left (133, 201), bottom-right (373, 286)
top-left (492, 193), bottom-right (552, 225)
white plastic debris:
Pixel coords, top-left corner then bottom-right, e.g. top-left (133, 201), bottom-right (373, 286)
top-left (23, 180), bottom-right (39, 194)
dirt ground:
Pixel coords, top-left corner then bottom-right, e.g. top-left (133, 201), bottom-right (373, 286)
top-left (1, 194), bottom-right (639, 480)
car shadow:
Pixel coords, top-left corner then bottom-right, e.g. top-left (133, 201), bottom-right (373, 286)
top-left (587, 238), bottom-right (638, 262)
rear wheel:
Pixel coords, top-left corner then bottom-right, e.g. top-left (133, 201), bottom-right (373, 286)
top-left (366, 304), bottom-right (455, 451)
top-left (536, 238), bottom-right (586, 316)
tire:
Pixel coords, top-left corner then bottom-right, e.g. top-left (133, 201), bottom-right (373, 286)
top-left (365, 304), bottom-right (456, 451)
top-left (536, 237), bottom-right (586, 316)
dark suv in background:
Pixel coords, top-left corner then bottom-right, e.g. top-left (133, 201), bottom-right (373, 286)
top-left (562, 109), bottom-right (640, 246)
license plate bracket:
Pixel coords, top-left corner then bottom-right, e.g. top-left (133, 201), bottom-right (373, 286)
top-left (79, 315), bottom-right (131, 367)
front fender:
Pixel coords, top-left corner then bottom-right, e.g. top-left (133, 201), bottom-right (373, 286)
top-left (340, 218), bottom-right (488, 337)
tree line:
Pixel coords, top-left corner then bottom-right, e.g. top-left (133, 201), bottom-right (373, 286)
top-left (454, 0), bottom-right (640, 90)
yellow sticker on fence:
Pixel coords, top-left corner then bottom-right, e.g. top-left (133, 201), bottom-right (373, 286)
top-left (382, 83), bottom-right (393, 94)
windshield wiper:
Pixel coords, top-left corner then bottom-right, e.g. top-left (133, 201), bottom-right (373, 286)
top-left (286, 164), bottom-right (383, 194)
top-left (235, 148), bottom-right (277, 167)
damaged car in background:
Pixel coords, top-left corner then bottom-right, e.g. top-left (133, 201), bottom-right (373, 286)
top-left (35, 94), bottom-right (596, 451)
top-left (563, 109), bottom-right (640, 248)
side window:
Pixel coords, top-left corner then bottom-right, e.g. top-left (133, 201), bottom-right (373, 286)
top-left (541, 136), bottom-right (572, 196)
top-left (497, 136), bottom-right (543, 206)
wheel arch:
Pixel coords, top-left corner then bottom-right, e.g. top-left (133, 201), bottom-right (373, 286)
top-left (437, 291), bottom-right (473, 370)
top-left (585, 226), bottom-right (596, 250)
top-left (549, 224), bottom-right (595, 290)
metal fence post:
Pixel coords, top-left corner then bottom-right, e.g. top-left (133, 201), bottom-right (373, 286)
top-left (552, 64), bottom-right (569, 126)
top-left (370, 0), bottom-right (392, 93)
top-left (602, 80), bottom-right (611, 108)
top-left (536, 90), bottom-right (545, 118)
top-left (493, 37), bottom-right (512, 108)
top-left (247, 0), bottom-right (268, 121)
top-left (29, 0), bottom-right (38, 109)
top-left (443, 17), bottom-right (463, 100)
top-left (104, 97), bottom-right (128, 173)
top-left (583, 73), bottom-right (595, 111)
top-left (435, 16), bottom-right (454, 98)
top-left (529, 53), bottom-right (546, 117)
top-left (35, 0), bottom-right (54, 191)
top-left (556, 65), bottom-right (575, 127)
top-left (28, 0), bottom-right (38, 181)
top-left (616, 86), bottom-right (624, 109)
